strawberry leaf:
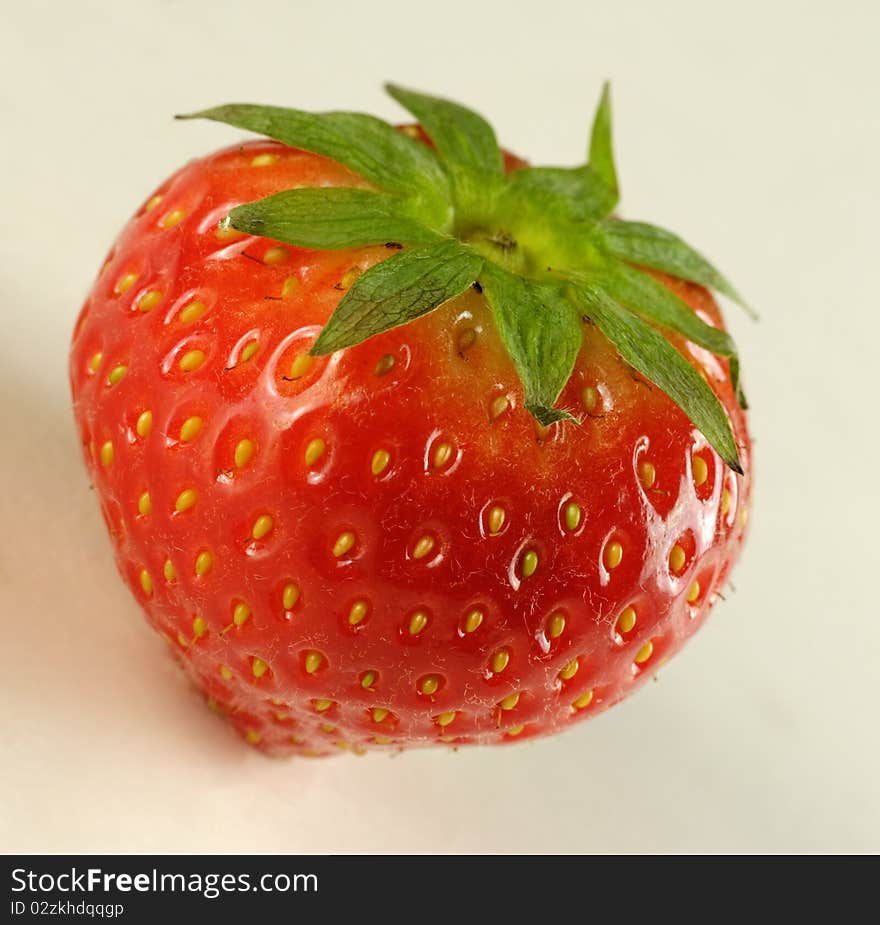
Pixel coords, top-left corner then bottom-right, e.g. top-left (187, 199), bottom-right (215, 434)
top-left (574, 284), bottom-right (742, 472)
top-left (480, 264), bottom-right (582, 425)
top-left (385, 84), bottom-right (503, 178)
top-left (311, 240), bottom-right (483, 355)
top-left (588, 82), bottom-right (619, 202)
top-left (385, 84), bottom-right (504, 212)
top-left (501, 166), bottom-right (616, 224)
top-left (596, 262), bottom-right (736, 357)
top-left (599, 219), bottom-right (753, 316)
top-left (227, 188), bottom-right (444, 250)
top-left (177, 105), bottom-right (449, 203)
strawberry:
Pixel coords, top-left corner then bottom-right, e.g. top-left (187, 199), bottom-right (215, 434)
top-left (70, 84), bottom-right (751, 756)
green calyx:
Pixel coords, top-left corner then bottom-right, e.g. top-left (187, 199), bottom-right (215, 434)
top-left (178, 83), bottom-right (749, 472)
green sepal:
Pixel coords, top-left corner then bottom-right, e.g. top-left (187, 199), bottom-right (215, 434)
top-left (596, 261), bottom-right (736, 357)
top-left (573, 284), bottom-right (742, 472)
top-left (599, 219), bottom-right (753, 316)
top-left (500, 165), bottom-right (617, 225)
top-left (385, 83), bottom-right (504, 214)
top-left (310, 240), bottom-right (483, 355)
top-left (176, 104), bottom-right (449, 203)
top-left (480, 263), bottom-right (582, 425)
top-left (588, 82), bottom-right (619, 202)
top-left (226, 188), bottom-right (445, 250)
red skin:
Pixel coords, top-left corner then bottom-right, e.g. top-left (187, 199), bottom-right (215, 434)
top-left (70, 139), bottom-right (751, 756)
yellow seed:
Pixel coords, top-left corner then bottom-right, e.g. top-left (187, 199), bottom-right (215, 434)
top-left (115, 273), bottom-right (138, 293)
top-left (499, 692), bottom-right (520, 711)
top-left (135, 410), bottom-right (152, 438)
top-left (420, 675), bottom-right (440, 695)
top-left (263, 246), bottom-right (288, 265)
top-left (179, 416), bottom-right (203, 442)
top-left (137, 290), bottom-right (163, 312)
top-left (490, 395), bottom-right (509, 420)
top-left (582, 386), bottom-right (599, 412)
top-left (215, 223), bottom-right (244, 243)
top-left (521, 550), bottom-right (538, 578)
top-left (564, 502), bottom-right (582, 531)
top-left (245, 729), bottom-right (261, 745)
top-left (507, 724), bottom-right (525, 737)
top-left (144, 194), bottom-right (163, 212)
top-left (464, 608), bottom-right (484, 633)
top-left (669, 544), bottom-right (686, 574)
top-left (559, 658), bottom-right (579, 681)
top-left (635, 640), bottom-right (654, 664)
top-left (721, 488), bottom-right (731, 516)
top-left (137, 492), bottom-right (151, 516)
top-left (194, 551), bottom-right (213, 576)
top-left (693, 456), bottom-right (709, 487)
top-left (251, 153), bottom-right (278, 167)
top-left (740, 506), bottom-right (749, 528)
top-left (233, 602), bottom-right (251, 626)
top-left (234, 438), bottom-right (255, 468)
top-left (251, 658), bottom-right (268, 679)
top-left (304, 650), bottom-right (323, 674)
top-left (618, 606), bottom-right (637, 634)
top-left (192, 617), bottom-right (207, 638)
top-left (139, 569), bottom-right (152, 595)
top-left (374, 353), bottom-right (396, 376)
top-left (314, 698), bottom-right (333, 712)
top-left (318, 726), bottom-right (335, 736)
top-left (688, 581), bottom-right (701, 603)
top-left (639, 460), bottom-right (656, 489)
top-left (412, 535), bottom-right (435, 560)
top-left (487, 505), bottom-right (506, 535)
top-left (371, 449), bottom-right (391, 476)
top-left (548, 613), bottom-right (565, 639)
top-left (332, 531), bottom-right (355, 558)
top-left (176, 632), bottom-right (189, 649)
top-left (282, 583), bottom-right (300, 610)
top-left (175, 488), bottom-right (197, 512)
top-left (239, 340), bottom-right (259, 363)
top-left (437, 711), bottom-right (456, 727)
top-left (408, 610), bottom-right (428, 635)
top-left (431, 442), bottom-right (452, 469)
top-left (340, 265), bottom-right (362, 289)
top-left (163, 559), bottom-right (176, 582)
top-left (161, 209), bottom-right (186, 228)
top-left (361, 671), bottom-right (377, 690)
top-left (99, 441), bottom-right (114, 467)
top-left (88, 351), bottom-right (103, 373)
top-left (251, 514), bottom-right (274, 540)
top-left (490, 649), bottom-right (510, 674)
top-left (281, 276), bottom-right (300, 298)
top-left (573, 689), bottom-right (594, 710)
top-left (348, 600), bottom-right (368, 626)
top-left (604, 541), bottom-right (623, 570)
top-left (457, 327), bottom-right (477, 352)
top-left (304, 438), bottom-right (325, 466)
top-left (288, 353), bottom-right (313, 379)
top-left (107, 365), bottom-right (127, 386)
top-left (179, 301), bottom-right (206, 324)
top-left (401, 125), bottom-right (421, 138)
top-left (179, 349), bottom-right (206, 372)
top-left (220, 665), bottom-right (233, 681)
top-left (373, 735), bottom-right (393, 745)
top-left (371, 708), bottom-right (389, 723)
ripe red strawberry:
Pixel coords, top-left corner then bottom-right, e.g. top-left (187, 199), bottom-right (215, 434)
top-left (70, 84), bottom-right (751, 756)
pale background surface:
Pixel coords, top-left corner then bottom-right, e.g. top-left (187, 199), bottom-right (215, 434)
top-left (2, 0), bottom-right (878, 854)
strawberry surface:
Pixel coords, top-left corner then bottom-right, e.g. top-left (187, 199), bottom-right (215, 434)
top-left (71, 88), bottom-right (751, 756)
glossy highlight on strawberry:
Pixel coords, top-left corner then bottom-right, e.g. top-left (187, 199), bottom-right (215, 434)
top-left (70, 85), bottom-right (752, 756)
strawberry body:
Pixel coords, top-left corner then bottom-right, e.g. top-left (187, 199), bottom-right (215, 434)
top-left (71, 126), bottom-right (751, 756)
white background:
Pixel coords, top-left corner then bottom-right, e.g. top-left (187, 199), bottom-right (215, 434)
top-left (2, 0), bottom-right (878, 853)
